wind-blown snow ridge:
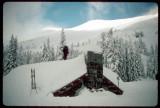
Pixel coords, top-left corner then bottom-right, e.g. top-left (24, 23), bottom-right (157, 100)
top-left (69, 14), bottom-right (158, 30)
top-left (18, 13), bottom-right (157, 43)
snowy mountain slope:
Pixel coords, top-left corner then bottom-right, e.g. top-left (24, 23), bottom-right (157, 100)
top-left (115, 16), bottom-right (158, 50)
top-left (69, 14), bottom-right (157, 31)
top-left (17, 14), bottom-right (158, 52)
top-left (18, 29), bottom-right (102, 52)
top-left (3, 54), bottom-right (158, 106)
top-left (74, 14), bottom-right (158, 53)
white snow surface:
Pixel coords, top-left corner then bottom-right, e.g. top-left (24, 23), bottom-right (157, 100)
top-left (17, 14), bottom-right (158, 52)
top-left (70, 14), bottom-right (157, 31)
top-left (3, 54), bottom-right (158, 106)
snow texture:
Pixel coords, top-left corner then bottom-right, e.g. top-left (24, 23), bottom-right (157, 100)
top-left (3, 54), bottom-right (158, 106)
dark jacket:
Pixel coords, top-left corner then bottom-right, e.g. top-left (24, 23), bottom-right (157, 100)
top-left (63, 46), bottom-right (69, 55)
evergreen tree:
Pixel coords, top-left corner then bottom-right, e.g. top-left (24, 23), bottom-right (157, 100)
top-left (124, 41), bottom-right (130, 82)
top-left (46, 38), bottom-right (53, 61)
top-left (128, 41), bottom-right (135, 81)
top-left (110, 38), bottom-right (119, 73)
top-left (134, 46), bottom-right (142, 80)
top-left (143, 42), bottom-right (148, 55)
top-left (147, 44), bottom-right (158, 79)
top-left (47, 37), bottom-right (50, 50)
top-left (3, 45), bottom-right (10, 75)
top-left (42, 42), bottom-right (48, 62)
top-left (60, 28), bottom-right (66, 48)
top-left (149, 45), bottom-right (155, 79)
top-left (34, 52), bottom-right (43, 63)
top-left (117, 38), bottom-right (125, 81)
top-left (146, 57), bottom-right (150, 78)
top-left (55, 45), bottom-right (59, 60)
top-left (68, 43), bottom-right (74, 59)
top-left (56, 28), bottom-right (66, 60)
top-left (134, 31), bottom-right (145, 54)
top-left (3, 35), bottom-right (18, 75)
top-left (140, 59), bottom-right (145, 78)
top-left (17, 46), bottom-right (24, 66)
top-left (130, 49), bottom-right (136, 81)
top-left (50, 45), bottom-right (55, 61)
top-left (154, 43), bottom-right (158, 79)
top-left (100, 32), bottom-right (106, 54)
top-left (14, 36), bottom-right (18, 67)
top-left (25, 50), bottom-right (32, 64)
top-left (103, 29), bottom-right (113, 68)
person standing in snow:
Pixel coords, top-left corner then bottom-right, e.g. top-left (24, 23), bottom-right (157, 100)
top-left (62, 45), bottom-right (69, 60)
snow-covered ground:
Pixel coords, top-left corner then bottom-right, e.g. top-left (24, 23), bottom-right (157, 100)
top-left (3, 13), bottom-right (158, 106)
top-left (3, 54), bottom-right (158, 106)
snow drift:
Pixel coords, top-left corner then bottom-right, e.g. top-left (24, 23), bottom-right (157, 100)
top-left (3, 54), bottom-right (158, 106)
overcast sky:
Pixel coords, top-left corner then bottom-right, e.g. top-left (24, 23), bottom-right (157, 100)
top-left (3, 2), bottom-right (158, 44)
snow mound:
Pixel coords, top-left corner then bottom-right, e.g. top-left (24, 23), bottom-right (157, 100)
top-left (3, 55), bottom-right (86, 105)
top-left (3, 54), bottom-right (158, 106)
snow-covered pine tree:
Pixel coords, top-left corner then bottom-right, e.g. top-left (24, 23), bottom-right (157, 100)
top-left (147, 44), bottom-right (158, 79)
top-left (68, 43), bottom-right (74, 59)
top-left (3, 45), bottom-right (9, 75)
top-left (46, 38), bottom-right (53, 61)
top-left (110, 38), bottom-right (119, 73)
top-left (146, 57), bottom-right (150, 78)
top-left (50, 45), bottom-right (55, 61)
top-left (60, 28), bottom-right (66, 48)
top-left (47, 38), bottom-right (50, 50)
top-left (56, 28), bottom-right (66, 60)
top-left (134, 43), bottom-right (143, 80)
top-left (3, 50), bottom-right (13, 75)
top-left (42, 42), bottom-right (48, 62)
top-left (17, 45), bottom-right (24, 66)
top-left (121, 44), bottom-right (127, 81)
top-left (153, 43), bottom-right (158, 79)
top-left (149, 44), bottom-right (155, 79)
top-left (3, 35), bottom-right (18, 75)
top-left (135, 31), bottom-right (144, 54)
top-left (124, 41), bottom-right (130, 82)
top-left (100, 32), bottom-right (106, 54)
top-left (142, 42), bottom-right (148, 55)
top-left (25, 50), bottom-right (32, 64)
top-left (41, 39), bottom-right (53, 62)
top-left (117, 38), bottom-right (125, 81)
top-left (73, 49), bottom-right (82, 58)
top-left (140, 59), bottom-right (145, 78)
top-left (128, 41), bottom-right (135, 81)
top-left (55, 45), bottom-right (59, 60)
top-left (103, 29), bottom-right (113, 68)
top-left (14, 36), bottom-right (18, 67)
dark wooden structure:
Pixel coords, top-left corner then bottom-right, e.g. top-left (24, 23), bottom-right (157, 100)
top-left (53, 51), bottom-right (123, 97)
top-left (85, 51), bottom-right (103, 89)
top-left (53, 74), bottom-right (87, 97)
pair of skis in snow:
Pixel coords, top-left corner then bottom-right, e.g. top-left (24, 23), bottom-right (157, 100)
top-left (30, 68), bottom-right (38, 96)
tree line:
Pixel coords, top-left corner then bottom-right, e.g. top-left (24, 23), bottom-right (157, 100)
top-left (100, 29), bottom-right (158, 81)
top-left (3, 29), bottom-right (82, 76)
